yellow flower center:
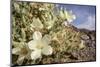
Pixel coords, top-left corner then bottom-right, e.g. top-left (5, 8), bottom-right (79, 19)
top-left (36, 44), bottom-right (44, 49)
top-left (36, 41), bottom-right (44, 49)
top-left (21, 47), bottom-right (28, 55)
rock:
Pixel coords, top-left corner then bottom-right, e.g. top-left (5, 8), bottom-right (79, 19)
top-left (81, 35), bottom-right (89, 40)
top-left (90, 34), bottom-right (95, 40)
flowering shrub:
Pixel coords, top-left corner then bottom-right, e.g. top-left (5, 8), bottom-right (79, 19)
top-left (12, 1), bottom-right (95, 66)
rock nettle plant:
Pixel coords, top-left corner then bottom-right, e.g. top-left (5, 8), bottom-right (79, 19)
top-left (12, 1), bottom-right (96, 66)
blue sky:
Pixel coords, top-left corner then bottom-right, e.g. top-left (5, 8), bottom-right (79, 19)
top-left (57, 4), bottom-right (96, 30)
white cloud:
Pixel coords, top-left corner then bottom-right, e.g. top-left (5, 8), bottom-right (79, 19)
top-left (76, 15), bottom-right (95, 30)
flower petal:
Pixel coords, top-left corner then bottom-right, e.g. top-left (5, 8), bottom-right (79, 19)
top-left (32, 18), bottom-right (43, 29)
top-left (12, 47), bottom-right (21, 55)
top-left (67, 18), bottom-right (73, 23)
top-left (17, 55), bottom-right (25, 65)
top-left (64, 21), bottom-right (68, 26)
top-left (28, 40), bottom-right (37, 50)
top-left (42, 46), bottom-right (53, 55)
top-left (42, 35), bottom-right (51, 45)
top-left (33, 31), bottom-right (42, 40)
top-left (72, 15), bottom-right (76, 20)
top-left (31, 49), bottom-right (41, 60)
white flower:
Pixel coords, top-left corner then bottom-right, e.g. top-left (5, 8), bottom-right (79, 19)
top-left (30, 18), bottom-right (43, 29)
top-left (64, 21), bottom-right (69, 26)
top-left (12, 42), bottom-right (31, 65)
top-left (64, 10), bottom-right (76, 23)
top-left (59, 8), bottom-right (76, 23)
top-left (28, 31), bottom-right (53, 60)
top-left (59, 7), bottom-right (65, 19)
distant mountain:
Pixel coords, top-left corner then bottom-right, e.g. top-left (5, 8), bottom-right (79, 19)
top-left (70, 25), bottom-right (96, 40)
